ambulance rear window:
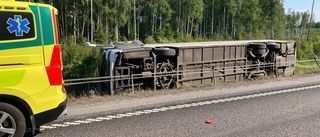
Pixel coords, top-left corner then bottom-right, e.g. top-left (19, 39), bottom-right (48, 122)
top-left (0, 11), bottom-right (35, 41)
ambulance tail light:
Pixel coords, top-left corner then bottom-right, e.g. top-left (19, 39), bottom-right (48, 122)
top-left (45, 45), bottom-right (63, 87)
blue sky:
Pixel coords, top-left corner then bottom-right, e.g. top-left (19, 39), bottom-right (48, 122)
top-left (284, 0), bottom-right (320, 21)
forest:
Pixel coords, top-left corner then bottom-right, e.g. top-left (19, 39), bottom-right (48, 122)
top-left (23, 0), bottom-right (319, 44)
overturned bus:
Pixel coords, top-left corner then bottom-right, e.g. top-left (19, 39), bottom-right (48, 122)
top-left (88, 40), bottom-right (296, 95)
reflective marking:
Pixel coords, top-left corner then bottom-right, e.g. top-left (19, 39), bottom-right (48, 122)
top-left (40, 84), bottom-right (320, 131)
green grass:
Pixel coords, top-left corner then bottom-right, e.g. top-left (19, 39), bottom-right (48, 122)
top-left (295, 62), bottom-right (320, 75)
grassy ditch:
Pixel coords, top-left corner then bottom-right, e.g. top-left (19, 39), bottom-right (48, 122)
top-left (295, 62), bottom-right (320, 75)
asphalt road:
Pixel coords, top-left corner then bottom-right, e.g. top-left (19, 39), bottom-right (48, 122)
top-left (35, 83), bottom-right (320, 137)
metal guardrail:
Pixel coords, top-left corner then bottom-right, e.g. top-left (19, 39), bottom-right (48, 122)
top-left (64, 59), bottom-right (317, 87)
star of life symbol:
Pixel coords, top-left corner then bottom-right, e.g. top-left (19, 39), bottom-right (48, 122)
top-left (7, 15), bottom-right (30, 36)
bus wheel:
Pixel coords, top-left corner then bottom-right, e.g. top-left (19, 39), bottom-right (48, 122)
top-left (155, 48), bottom-right (176, 56)
top-left (158, 59), bottom-right (175, 89)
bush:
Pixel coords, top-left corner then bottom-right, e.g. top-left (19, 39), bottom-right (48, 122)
top-left (144, 36), bottom-right (157, 44)
top-left (61, 37), bottom-right (100, 95)
top-left (296, 37), bottom-right (320, 60)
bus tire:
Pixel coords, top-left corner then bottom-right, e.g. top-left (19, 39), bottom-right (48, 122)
top-left (267, 43), bottom-right (281, 50)
top-left (155, 48), bottom-right (176, 56)
top-left (248, 43), bottom-right (267, 49)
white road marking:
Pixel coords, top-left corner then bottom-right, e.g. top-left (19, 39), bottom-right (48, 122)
top-left (40, 84), bottom-right (320, 131)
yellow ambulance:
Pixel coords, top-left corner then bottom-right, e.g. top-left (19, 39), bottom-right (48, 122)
top-left (0, 0), bottom-right (67, 136)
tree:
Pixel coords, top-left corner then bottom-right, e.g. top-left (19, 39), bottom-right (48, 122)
top-left (300, 12), bottom-right (310, 39)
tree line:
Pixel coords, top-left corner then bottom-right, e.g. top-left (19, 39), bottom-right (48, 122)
top-left (23, 0), bottom-right (318, 43)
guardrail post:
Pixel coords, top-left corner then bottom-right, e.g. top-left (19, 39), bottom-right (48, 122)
top-left (213, 66), bottom-right (216, 86)
top-left (275, 61), bottom-right (279, 78)
top-left (84, 64), bottom-right (90, 90)
top-left (131, 74), bottom-right (134, 94)
top-left (152, 53), bottom-right (157, 91)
